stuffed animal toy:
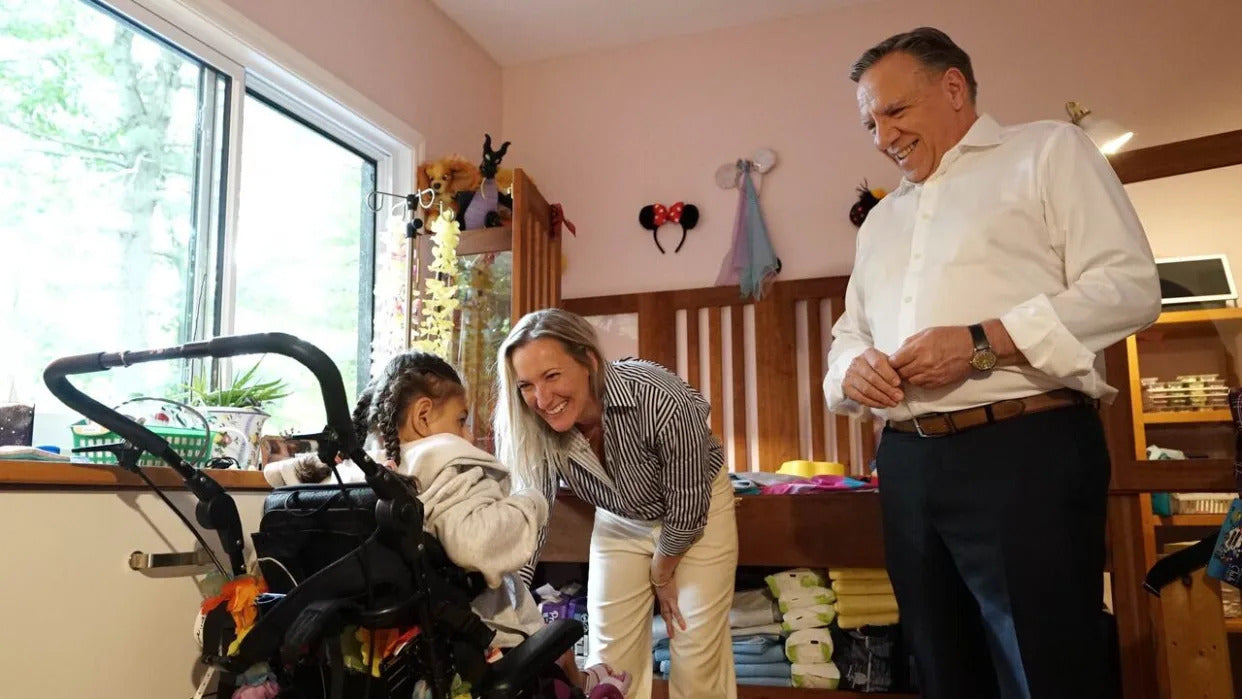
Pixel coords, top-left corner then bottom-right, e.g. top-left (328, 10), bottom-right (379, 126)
top-left (849, 181), bottom-right (888, 227)
top-left (463, 134), bottom-right (511, 229)
top-left (416, 155), bottom-right (481, 220)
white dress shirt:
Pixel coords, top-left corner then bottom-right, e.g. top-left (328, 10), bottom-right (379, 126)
top-left (825, 114), bottom-right (1161, 422)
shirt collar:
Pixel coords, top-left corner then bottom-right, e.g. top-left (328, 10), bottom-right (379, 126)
top-left (892, 113), bottom-right (1003, 195)
top-left (601, 364), bottom-right (636, 410)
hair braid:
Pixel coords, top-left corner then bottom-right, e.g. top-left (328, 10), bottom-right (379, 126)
top-left (353, 351), bottom-right (465, 473)
top-left (351, 387), bottom-right (374, 449)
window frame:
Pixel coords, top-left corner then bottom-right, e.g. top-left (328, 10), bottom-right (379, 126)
top-left (96, 0), bottom-right (424, 393)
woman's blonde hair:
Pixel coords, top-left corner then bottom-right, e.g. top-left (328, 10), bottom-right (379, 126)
top-left (493, 308), bottom-right (607, 490)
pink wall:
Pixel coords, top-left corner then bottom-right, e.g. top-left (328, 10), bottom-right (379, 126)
top-left (502, 0), bottom-right (1242, 299)
top-left (218, 0), bottom-right (501, 158)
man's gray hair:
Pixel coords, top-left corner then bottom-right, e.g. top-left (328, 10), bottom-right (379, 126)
top-left (849, 27), bottom-right (977, 103)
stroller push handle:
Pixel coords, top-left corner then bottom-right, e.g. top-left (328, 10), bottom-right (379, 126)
top-left (44, 332), bottom-right (355, 441)
top-left (42, 332), bottom-right (367, 578)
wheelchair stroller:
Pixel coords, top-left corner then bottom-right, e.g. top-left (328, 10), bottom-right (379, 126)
top-left (45, 332), bottom-right (583, 699)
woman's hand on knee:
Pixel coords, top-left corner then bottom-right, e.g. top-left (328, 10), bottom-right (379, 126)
top-left (651, 555), bottom-right (687, 638)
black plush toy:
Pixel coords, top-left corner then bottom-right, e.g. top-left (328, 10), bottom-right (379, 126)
top-left (849, 181), bottom-right (888, 227)
top-left (638, 201), bottom-right (700, 254)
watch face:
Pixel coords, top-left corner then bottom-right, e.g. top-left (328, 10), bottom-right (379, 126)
top-left (971, 350), bottom-right (998, 371)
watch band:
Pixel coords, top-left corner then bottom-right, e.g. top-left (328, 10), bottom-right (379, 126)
top-left (969, 323), bottom-right (990, 353)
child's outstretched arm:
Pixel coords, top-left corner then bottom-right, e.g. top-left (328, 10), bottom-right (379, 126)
top-left (420, 469), bottom-right (549, 588)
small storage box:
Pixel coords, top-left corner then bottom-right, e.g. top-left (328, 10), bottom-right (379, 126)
top-left (71, 421), bottom-right (213, 467)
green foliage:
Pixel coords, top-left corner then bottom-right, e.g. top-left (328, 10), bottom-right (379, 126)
top-left (186, 362), bottom-right (290, 409)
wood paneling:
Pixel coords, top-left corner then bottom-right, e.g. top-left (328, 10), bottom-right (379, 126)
top-left (686, 308), bottom-right (701, 392)
top-left (1111, 129), bottom-right (1242, 185)
top-left (807, 300), bottom-right (826, 463)
top-left (638, 294), bottom-right (677, 370)
top-left (511, 168), bottom-right (559, 321)
top-left (1108, 494), bottom-right (1163, 699)
top-left (566, 277), bottom-right (847, 472)
top-left (541, 490), bottom-right (888, 569)
top-left (753, 284), bottom-right (800, 470)
top-left (709, 307), bottom-right (725, 444)
top-left (730, 305), bottom-right (747, 471)
top-left (829, 299), bottom-right (852, 470)
top-left (1158, 566), bottom-right (1233, 698)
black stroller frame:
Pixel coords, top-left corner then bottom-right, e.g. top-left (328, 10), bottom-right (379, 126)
top-left (44, 332), bottom-right (582, 699)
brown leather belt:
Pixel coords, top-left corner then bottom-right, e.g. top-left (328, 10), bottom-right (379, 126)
top-left (888, 388), bottom-right (1097, 437)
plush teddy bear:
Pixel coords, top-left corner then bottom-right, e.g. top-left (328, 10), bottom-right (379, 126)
top-left (416, 155), bottom-right (481, 220)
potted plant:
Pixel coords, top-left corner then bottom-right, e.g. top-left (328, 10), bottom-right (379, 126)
top-left (187, 363), bottom-right (289, 469)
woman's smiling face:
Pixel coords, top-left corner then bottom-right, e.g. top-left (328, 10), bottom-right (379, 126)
top-left (510, 337), bottom-right (599, 432)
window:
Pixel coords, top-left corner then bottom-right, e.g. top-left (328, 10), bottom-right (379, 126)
top-left (0, 0), bottom-right (412, 448)
top-left (231, 93), bottom-right (376, 433)
top-left (0, 0), bottom-right (227, 408)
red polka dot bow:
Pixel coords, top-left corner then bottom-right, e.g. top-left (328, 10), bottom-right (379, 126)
top-left (651, 202), bottom-right (685, 227)
top-left (638, 201), bottom-right (700, 254)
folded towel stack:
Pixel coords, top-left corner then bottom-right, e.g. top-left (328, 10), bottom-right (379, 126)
top-left (652, 587), bottom-right (794, 687)
top-left (830, 568), bottom-right (899, 630)
top-left (764, 568), bottom-right (840, 689)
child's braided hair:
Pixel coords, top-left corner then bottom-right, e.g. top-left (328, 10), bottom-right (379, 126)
top-left (354, 351), bottom-right (464, 470)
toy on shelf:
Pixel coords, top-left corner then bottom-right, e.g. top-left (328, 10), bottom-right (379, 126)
top-left (462, 134), bottom-right (513, 229)
top-left (416, 155), bottom-right (479, 224)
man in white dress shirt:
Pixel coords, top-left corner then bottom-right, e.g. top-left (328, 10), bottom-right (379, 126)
top-left (825, 27), bottom-right (1161, 699)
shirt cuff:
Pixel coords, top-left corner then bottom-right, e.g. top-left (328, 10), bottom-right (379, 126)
top-left (999, 294), bottom-right (1098, 379)
top-left (656, 526), bottom-right (699, 557)
top-left (824, 347), bottom-right (867, 416)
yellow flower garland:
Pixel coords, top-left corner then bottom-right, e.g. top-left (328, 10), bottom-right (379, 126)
top-left (411, 209), bottom-right (461, 357)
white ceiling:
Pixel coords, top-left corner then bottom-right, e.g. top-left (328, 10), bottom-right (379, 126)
top-left (431, 0), bottom-right (865, 66)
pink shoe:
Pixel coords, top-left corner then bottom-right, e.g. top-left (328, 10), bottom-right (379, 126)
top-left (582, 664), bottom-right (631, 698)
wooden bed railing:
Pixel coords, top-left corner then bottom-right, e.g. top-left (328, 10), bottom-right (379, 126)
top-left (564, 276), bottom-right (878, 474)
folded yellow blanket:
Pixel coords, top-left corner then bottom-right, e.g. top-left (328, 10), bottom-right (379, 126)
top-left (831, 579), bottom-right (894, 596)
top-left (829, 567), bottom-right (890, 581)
top-left (837, 610), bottom-right (900, 629)
top-left (833, 594), bottom-right (899, 616)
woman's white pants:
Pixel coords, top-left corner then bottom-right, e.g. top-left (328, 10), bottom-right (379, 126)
top-left (586, 468), bottom-right (738, 698)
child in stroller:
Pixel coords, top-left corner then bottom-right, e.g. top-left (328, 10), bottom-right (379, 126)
top-left (42, 332), bottom-right (622, 699)
top-left (265, 350), bottom-right (629, 698)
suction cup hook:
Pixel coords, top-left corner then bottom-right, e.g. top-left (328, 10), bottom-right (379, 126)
top-left (751, 148), bottom-right (777, 173)
top-left (715, 162), bottom-right (741, 189)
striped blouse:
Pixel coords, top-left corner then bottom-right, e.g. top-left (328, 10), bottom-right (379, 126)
top-left (519, 358), bottom-right (724, 584)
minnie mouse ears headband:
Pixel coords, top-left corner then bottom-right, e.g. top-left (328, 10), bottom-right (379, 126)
top-left (639, 201), bottom-right (700, 254)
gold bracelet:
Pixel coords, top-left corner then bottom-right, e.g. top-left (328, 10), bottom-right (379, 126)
top-left (650, 574), bottom-right (672, 588)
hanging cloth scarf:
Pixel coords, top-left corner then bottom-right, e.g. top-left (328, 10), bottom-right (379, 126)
top-left (716, 160), bottom-right (780, 300)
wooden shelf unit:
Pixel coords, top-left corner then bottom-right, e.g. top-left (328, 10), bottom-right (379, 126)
top-left (543, 490), bottom-right (912, 697)
top-left (1143, 409), bottom-right (1233, 425)
top-left (1157, 513), bottom-right (1226, 527)
top-left (1125, 305), bottom-right (1242, 460)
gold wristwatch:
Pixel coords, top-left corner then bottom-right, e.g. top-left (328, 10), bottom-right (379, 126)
top-left (968, 323), bottom-right (997, 372)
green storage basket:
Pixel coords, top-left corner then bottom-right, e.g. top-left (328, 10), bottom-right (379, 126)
top-left (70, 396), bottom-right (214, 467)
top-left (71, 421), bottom-right (213, 467)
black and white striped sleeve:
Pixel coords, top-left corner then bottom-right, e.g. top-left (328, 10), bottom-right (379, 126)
top-left (654, 395), bottom-right (715, 557)
top-left (517, 458), bottom-right (560, 586)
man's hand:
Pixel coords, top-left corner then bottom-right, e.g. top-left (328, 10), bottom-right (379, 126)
top-left (890, 326), bottom-right (974, 389)
top-left (842, 348), bottom-right (905, 408)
